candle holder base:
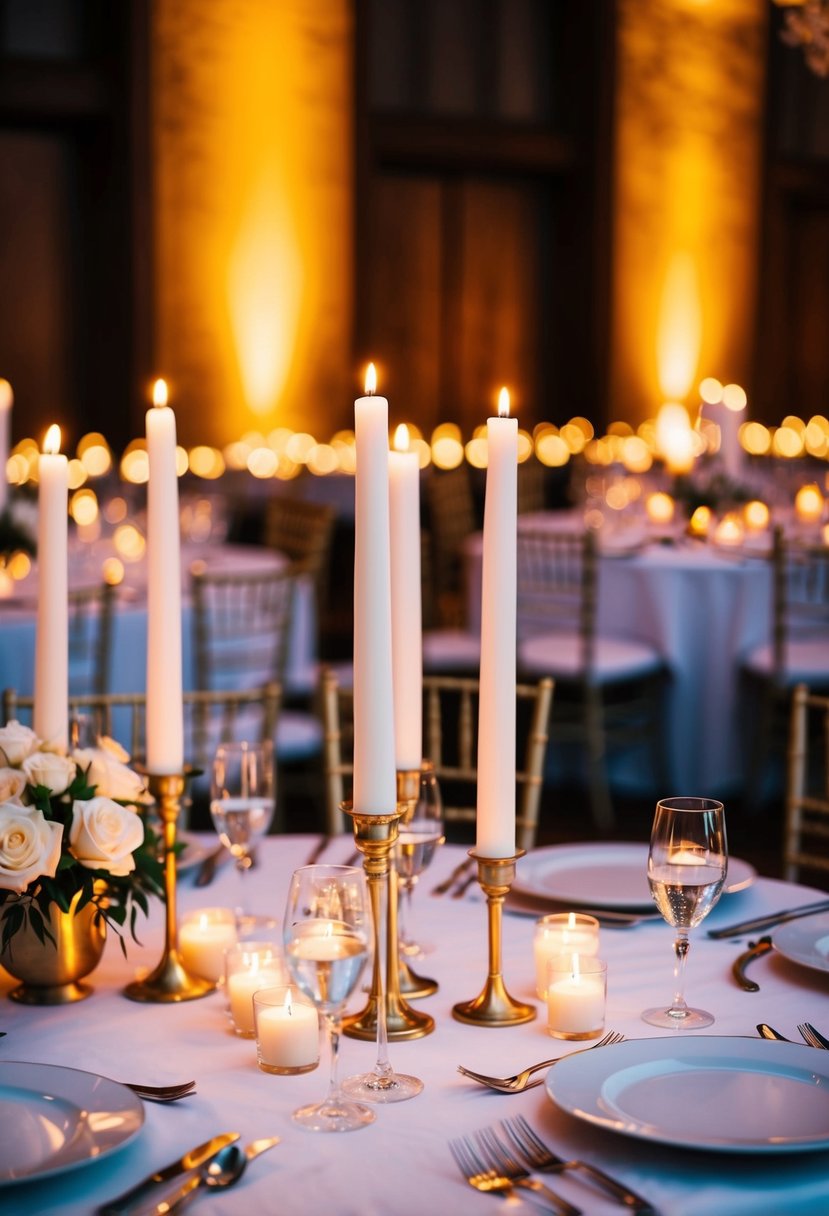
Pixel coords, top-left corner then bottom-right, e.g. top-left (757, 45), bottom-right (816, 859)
top-left (341, 803), bottom-right (434, 1041)
top-left (124, 770), bottom-right (215, 1004)
top-left (451, 850), bottom-right (537, 1028)
top-left (398, 957), bottom-right (438, 999)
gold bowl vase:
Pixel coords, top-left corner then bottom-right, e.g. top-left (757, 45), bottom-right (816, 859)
top-left (0, 890), bottom-right (107, 1004)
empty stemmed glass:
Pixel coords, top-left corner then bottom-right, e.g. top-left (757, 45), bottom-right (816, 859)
top-left (395, 761), bottom-right (444, 961)
top-left (210, 740), bottom-right (275, 931)
top-left (283, 864), bottom-right (373, 1132)
top-left (642, 795), bottom-right (727, 1029)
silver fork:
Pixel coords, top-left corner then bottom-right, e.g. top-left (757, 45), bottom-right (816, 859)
top-left (449, 1134), bottom-right (581, 1215)
top-left (502, 1116), bottom-right (655, 1213)
top-left (457, 1030), bottom-right (624, 1093)
top-left (124, 1081), bottom-right (196, 1103)
top-left (476, 1128), bottom-right (582, 1215)
top-left (798, 1022), bottom-right (829, 1050)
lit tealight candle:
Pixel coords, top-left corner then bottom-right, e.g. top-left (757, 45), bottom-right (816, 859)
top-left (688, 505), bottom-right (712, 538)
top-left (713, 512), bottom-right (744, 548)
top-left (534, 914), bottom-right (600, 999)
top-left (254, 986), bottom-right (320, 1075)
top-left (646, 492), bottom-right (675, 527)
top-left (178, 908), bottom-right (238, 984)
top-left (225, 942), bottom-right (288, 1037)
top-left (795, 483), bottom-right (824, 526)
top-left (546, 953), bottom-right (607, 1041)
top-left (743, 500), bottom-right (770, 533)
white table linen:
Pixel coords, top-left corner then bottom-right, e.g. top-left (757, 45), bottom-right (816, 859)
top-left (464, 516), bottom-right (773, 794)
top-left (2, 837), bottom-right (828, 1215)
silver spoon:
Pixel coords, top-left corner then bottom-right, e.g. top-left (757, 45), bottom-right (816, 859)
top-left (155, 1139), bottom-right (280, 1213)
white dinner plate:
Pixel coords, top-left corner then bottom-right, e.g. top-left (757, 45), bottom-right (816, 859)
top-left (773, 912), bottom-right (829, 975)
top-left (546, 1036), bottom-right (829, 1153)
top-left (514, 842), bottom-right (754, 911)
top-left (0, 1061), bottom-right (144, 1185)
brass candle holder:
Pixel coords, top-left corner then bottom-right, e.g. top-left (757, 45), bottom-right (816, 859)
top-left (124, 769), bottom-right (216, 1003)
top-left (341, 800), bottom-right (434, 1042)
top-left (396, 766), bottom-right (439, 1000)
top-left (452, 849), bottom-right (537, 1026)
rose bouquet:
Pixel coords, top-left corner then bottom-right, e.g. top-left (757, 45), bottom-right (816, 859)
top-left (0, 721), bottom-right (164, 955)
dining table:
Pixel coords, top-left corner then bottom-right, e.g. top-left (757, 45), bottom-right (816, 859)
top-left (464, 512), bottom-right (774, 796)
top-left (2, 835), bottom-right (829, 1215)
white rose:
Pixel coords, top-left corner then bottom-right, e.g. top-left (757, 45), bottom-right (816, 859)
top-left (21, 751), bottom-right (77, 796)
top-left (0, 721), bottom-right (40, 767)
top-left (0, 767), bottom-right (26, 803)
top-left (73, 748), bottom-right (148, 804)
top-left (0, 802), bottom-right (63, 894)
top-left (97, 735), bottom-right (131, 765)
top-left (69, 796), bottom-right (144, 876)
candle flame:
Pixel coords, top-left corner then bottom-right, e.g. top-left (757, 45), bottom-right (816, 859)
top-left (283, 988), bottom-right (293, 1015)
top-left (152, 378), bottom-right (168, 408)
top-left (365, 362), bottom-right (377, 396)
top-left (497, 387), bottom-right (510, 418)
top-left (43, 424), bottom-right (61, 456)
top-left (393, 423), bottom-right (410, 453)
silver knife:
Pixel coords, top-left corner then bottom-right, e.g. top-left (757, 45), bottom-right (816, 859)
top-left (707, 898), bottom-right (829, 939)
top-left (194, 844), bottom-right (226, 888)
top-left (97, 1132), bottom-right (240, 1215)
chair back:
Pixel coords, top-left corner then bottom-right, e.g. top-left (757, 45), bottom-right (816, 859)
top-left (784, 683), bottom-right (829, 881)
top-left (2, 683), bottom-right (281, 777)
top-left (263, 496), bottom-right (336, 612)
top-left (772, 528), bottom-right (829, 684)
top-left (68, 581), bottom-right (116, 696)
top-left (321, 669), bottom-right (553, 850)
top-left (425, 467), bottom-right (477, 627)
top-left (516, 528), bottom-right (597, 672)
top-left (191, 565), bottom-right (294, 692)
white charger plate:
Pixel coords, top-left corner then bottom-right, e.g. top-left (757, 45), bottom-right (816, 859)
top-left (546, 1036), bottom-right (829, 1153)
top-left (773, 912), bottom-right (829, 975)
top-left (0, 1061), bottom-right (144, 1185)
top-left (514, 842), bottom-right (754, 911)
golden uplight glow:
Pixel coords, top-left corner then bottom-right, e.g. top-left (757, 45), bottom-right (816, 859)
top-left (365, 362), bottom-right (377, 396)
top-left (393, 424), bottom-right (409, 453)
top-left (656, 403), bottom-right (694, 474)
top-left (656, 253), bottom-right (703, 402)
top-left (43, 424), bottom-right (61, 455)
top-left (152, 378), bottom-right (168, 408)
top-left (498, 386), bottom-right (510, 418)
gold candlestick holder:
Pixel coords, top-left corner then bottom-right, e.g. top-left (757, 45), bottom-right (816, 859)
top-left (124, 770), bottom-right (215, 1003)
top-left (396, 766), bottom-right (439, 1000)
top-left (341, 800), bottom-right (434, 1042)
top-left (452, 849), bottom-right (537, 1026)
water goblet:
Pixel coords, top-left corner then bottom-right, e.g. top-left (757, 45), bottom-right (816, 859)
top-left (395, 761), bottom-right (443, 959)
top-left (283, 864), bottom-right (373, 1132)
top-left (642, 795), bottom-right (727, 1029)
top-left (210, 739), bottom-right (275, 931)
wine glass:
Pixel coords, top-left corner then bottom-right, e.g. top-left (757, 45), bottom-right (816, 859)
top-left (642, 796), bottom-right (727, 1029)
top-left (395, 761), bottom-right (443, 961)
top-left (283, 864), bottom-right (373, 1132)
top-left (210, 740), bottom-right (275, 931)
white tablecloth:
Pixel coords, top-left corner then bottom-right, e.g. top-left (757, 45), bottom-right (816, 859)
top-left (2, 837), bottom-right (828, 1215)
top-left (464, 517), bottom-right (773, 794)
top-left (0, 541), bottom-right (316, 701)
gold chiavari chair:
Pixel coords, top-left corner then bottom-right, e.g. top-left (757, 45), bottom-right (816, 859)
top-left (321, 668), bottom-right (554, 851)
top-left (783, 683), bottom-right (829, 883)
top-left (68, 581), bottom-right (117, 697)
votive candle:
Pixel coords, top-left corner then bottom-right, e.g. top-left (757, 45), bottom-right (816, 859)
top-left (546, 954), bottom-right (607, 1041)
top-left (178, 907), bottom-right (237, 984)
top-left (534, 914), bottom-right (600, 999)
top-left (254, 986), bottom-right (319, 1075)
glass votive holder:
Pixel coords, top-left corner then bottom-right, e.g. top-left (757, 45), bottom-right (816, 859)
top-left (225, 941), bottom-right (289, 1038)
top-left (179, 907), bottom-right (238, 984)
top-left (254, 986), bottom-right (320, 1075)
top-left (533, 913), bottom-right (600, 999)
top-left (546, 954), bottom-right (607, 1041)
